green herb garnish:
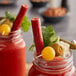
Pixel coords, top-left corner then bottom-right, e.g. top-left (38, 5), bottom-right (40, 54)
top-left (21, 16), bottom-right (31, 32)
top-left (29, 43), bottom-right (35, 52)
top-left (5, 11), bottom-right (31, 32)
top-left (5, 11), bottom-right (16, 22)
top-left (42, 26), bottom-right (59, 47)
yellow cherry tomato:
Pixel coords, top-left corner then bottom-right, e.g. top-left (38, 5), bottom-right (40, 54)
top-left (0, 24), bottom-right (11, 36)
top-left (41, 46), bottom-right (55, 61)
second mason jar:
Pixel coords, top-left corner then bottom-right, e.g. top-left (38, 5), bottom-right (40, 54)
top-left (0, 30), bottom-right (26, 76)
top-left (28, 51), bottom-right (76, 76)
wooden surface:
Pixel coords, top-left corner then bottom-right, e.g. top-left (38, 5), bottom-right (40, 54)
top-left (26, 63), bottom-right (32, 76)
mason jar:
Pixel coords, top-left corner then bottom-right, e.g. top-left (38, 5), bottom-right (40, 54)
top-left (28, 51), bottom-right (76, 76)
top-left (0, 30), bottom-right (26, 76)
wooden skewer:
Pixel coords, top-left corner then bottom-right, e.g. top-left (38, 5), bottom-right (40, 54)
top-left (60, 38), bottom-right (76, 50)
top-left (35, 55), bottom-right (42, 59)
top-left (33, 55), bottom-right (42, 61)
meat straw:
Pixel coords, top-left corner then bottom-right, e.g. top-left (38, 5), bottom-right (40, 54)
top-left (31, 18), bottom-right (44, 55)
top-left (12, 4), bottom-right (28, 31)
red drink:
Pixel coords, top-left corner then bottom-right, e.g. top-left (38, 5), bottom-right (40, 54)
top-left (28, 51), bottom-right (76, 76)
top-left (29, 17), bottom-right (76, 76)
top-left (0, 30), bottom-right (26, 76)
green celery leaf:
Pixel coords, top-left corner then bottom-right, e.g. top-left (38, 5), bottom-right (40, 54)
top-left (29, 43), bottom-right (35, 52)
top-left (21, 16), bottom-right (31, 32)
top-left (5, 11), bottom-right (16, 22)
top-left (42, 25), bottom-right (59, 47)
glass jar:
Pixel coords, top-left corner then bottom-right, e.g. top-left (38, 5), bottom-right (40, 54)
top-left (28, 51), bottom-right (76, 76)
top-left (0, 30), bottom-right (26, 76)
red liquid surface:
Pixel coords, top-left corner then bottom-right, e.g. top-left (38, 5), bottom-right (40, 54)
top-left (0, 38), bottom-right (26, 76)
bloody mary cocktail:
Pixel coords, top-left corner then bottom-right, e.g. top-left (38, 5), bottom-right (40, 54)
top-left (28, 51), bottom-right (76, 76)
top-left (0, 30), bottom-right (26, 76)
top-left (0, 4), bottom-right (29, 76)
top-left (28, 17), bottom-right (76, 76)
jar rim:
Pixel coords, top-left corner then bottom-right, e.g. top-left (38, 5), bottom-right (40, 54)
top-left (33, 51), bottom-right (73, 68)
top-left (33, 51), bottom-right (73, 74)
top-left (0, 29), bottom-right (22, 39)
top-left (34, 50), bottom-right (72, 63)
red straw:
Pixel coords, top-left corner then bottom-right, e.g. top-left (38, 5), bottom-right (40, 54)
top-left (12, 4), bottom-right (28, 31)
top-left (31, 18), bottom-right (44, 56)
